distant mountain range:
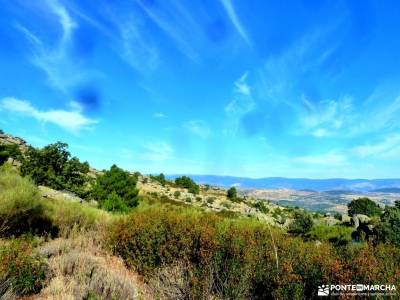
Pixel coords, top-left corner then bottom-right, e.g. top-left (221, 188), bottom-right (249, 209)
top-left (166, 175), bottom-right (400, 192)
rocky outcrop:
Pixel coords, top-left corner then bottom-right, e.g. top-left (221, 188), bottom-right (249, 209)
top-left (341, 215), bottom-right (351, 223)
top-left (39, 186), bottom-right (84, 203)
top-left (0, 134), bottom-right (27, 146)
top-left (351, 214), bottom-right (371, 229)
top-left (351, 214), bottom-right (375, 241)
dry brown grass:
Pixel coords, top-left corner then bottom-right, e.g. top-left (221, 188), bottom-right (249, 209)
top-left (33, 233), bottom-right (153, 300)
top-left (148, 261), bottom-right (195, 300)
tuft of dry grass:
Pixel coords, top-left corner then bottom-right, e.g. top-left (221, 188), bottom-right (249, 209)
top-left (148, 261), bottom-right (193, 300)
top-left (42, 196), bottom-right (116, 238)
top-left (35, 233), bottom-right (153, 300)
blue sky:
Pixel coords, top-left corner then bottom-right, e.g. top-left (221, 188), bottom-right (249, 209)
top-left (1, 0), bottom-right (400, 178)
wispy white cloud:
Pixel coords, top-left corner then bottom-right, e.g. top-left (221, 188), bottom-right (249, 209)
top-left (293, 151), bottom-right (347, 165)
top-left (120, 22), bottom-right (159, 72)
top-left (136, 0), bottom-right (201, 62)
top-left (219, 0), bottom-right (251, 46)
top-left (99, 4), bottom-right (160, 73)
top-left (46, 0), bottom-right (77, 42)
top-left (153, 112), bottom-right (167, 118)
top-left (183, 120), bottom-right (211, 138)
top-left (353, 134), bottom-right (400, 159)
top-left (0, 97), bottom-right (97, 132)
top-left (225, 72), bottom-right (254, 114)
top-left (15, 1), bottom-right (101, 91)
top-left (234, 72), bottom-right (250, 95)
top-left (141, 142), bottom-right (174, 162)
top-left (299, 96), bottom-right (354, 138)
top-left (224, 72), bottom-right (255, 136)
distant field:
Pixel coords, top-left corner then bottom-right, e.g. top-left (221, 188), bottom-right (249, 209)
top-left (243, 189), bottom-right (400, 213)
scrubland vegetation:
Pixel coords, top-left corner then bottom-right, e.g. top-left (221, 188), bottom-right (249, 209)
top-left (1, 136), bottom-right (400, 299)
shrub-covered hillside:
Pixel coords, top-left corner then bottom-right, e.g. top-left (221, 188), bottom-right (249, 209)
top-left (1, 131), bottom-right (400, 299)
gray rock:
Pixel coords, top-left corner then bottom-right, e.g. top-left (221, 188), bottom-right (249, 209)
top-left (351, 214), bottom-right (371, 229)
top-left (341, 215), bottom-right (351, 223)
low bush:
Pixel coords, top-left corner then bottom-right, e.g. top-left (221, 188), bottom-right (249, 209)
top-left (221, 201), bottom-right (232, 209)
top-left (306, 225), bottom-right (354, 246)
top-left (0, 143), bottom-right (22, 165)
top-left (175, 176), bottom-right (199, 195)
top-left (173, 190), bottom-right (181, 199)
top-left (252, 201), bottom-right (269, 213)
top-left (288, 210), bottom-right (314, 235)
top-left (0, 238), bottom-right (47, 296)
top-left (150, 173), bottom-right (167, 186)
top-left (108, 208), bottom-right (364, 299)
top-left (101, 192), bottom-right (129, 213)
top-left (207, 197), bottom-right (216, 204)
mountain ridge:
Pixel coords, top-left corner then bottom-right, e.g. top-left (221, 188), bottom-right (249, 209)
top-left (166, 174), bottom-right (400, 192)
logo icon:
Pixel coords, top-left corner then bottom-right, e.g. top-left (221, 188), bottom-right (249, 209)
top-left (318, 285), bottom-right (330, 296)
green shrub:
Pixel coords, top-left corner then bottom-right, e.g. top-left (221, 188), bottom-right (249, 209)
top-left (92, 164), bottom-right (139, 209)
top-left (306, 225), bottom-right (354, 246)
top-left (347, 197), bottom-right (382, 217)
top-left (150, 173), bottom-right (166, 186)
top-left (173, 190), bottom-right (181, 199)
top-left (101, 192), bottom-right (129, 213)
top-left (207, 197), bottom-right (216, 204)
top-left (374, 206), bottom-right (400, 247)
top-left (108, 208), bottom-right (400, 299)
top-left (0, 238), bottom-right (46, 296)
top-left (395, 200), bottom-right (400, 209)
top-left (253, 201), bottom-right (269, 214)
top-left (288, 210), bottom-right (313, 235)
top-left (221, 201), bottom-right (231, 209)
top-left (107, 208), bottom-right (352, 299)
top-left (0, 143), bottom-right (22, 165)
top-left (175, 176), bottom-right (199, 194)
top-left (333, 212), bottom-right (342, 220)
top-left (195, 196), bottom-right (202, 202)
top-left (185, 197), bottom-right (192, 203)
top-left (0, 166), bottom-right (55, 237)
top-left (272, 207), bottom-right (282, 218)
top-left (227, 186), bottom-right (237, 200)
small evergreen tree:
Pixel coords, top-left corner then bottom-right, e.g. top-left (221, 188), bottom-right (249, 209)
top-left (21, 142), bottom-right (89, 197)
top-left (227, 187), bottom-right (237, 200)
top-left (92, 164), bottom-right (139, 208)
